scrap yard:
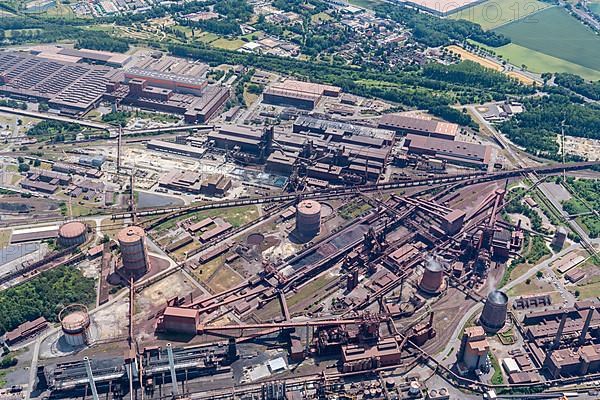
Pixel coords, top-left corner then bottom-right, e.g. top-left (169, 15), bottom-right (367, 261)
top-left (1, 44), bottom-right (600, 400)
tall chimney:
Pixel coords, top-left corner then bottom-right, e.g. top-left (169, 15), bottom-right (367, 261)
top-left (579, 306), bottom-right (595, 345)
top-left (554, 313), bottom-right (567, 349)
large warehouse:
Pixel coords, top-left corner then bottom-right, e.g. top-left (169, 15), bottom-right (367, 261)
top-left (378, 114), bottom-right (458, 141)
top-left (263, 79), bottom-right (341, 110)
top-left (404, 134), bottom-right (493, 169)
top-left (0, 51), bottom-right (120, 115)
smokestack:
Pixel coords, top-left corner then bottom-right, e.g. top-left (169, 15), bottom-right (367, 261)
top-left (554, 313), bottom-right (567, 349)
top-left (579, 306), bottom-right (595, 345)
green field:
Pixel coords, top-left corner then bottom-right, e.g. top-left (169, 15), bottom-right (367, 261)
top-left (211, 37), bottom-right (245, 50)
top-left (482, 42), bottom-right (600, 80)
top-left (347, 0), bottom-right (384, 9)
top-left (450, 0), bottom-right (550, 30)
top-left (494, 7), bottom-right (600, 72)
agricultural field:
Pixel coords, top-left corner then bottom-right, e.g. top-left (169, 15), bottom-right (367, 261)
top-left (445, 45), bottom-right (502, 71)
top-left (478, 42), bottom-right (600, 81)
top-left (445, 45), bottom-right (536, 84)
top-left (449, 0), bottom-right (550, 30)
top-left (494, 7), bottom-right (600, 72)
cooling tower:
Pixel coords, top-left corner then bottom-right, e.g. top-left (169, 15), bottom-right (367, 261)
top-left (480, 290), bottom-right (508, 333)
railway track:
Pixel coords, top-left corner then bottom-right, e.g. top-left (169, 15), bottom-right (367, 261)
top-left (114, 161), bottom-right (599, 225)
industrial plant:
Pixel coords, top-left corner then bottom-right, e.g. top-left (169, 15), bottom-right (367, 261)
top-left (0, 42), bottom-right (599, 400)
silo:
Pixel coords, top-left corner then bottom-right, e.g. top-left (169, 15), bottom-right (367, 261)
top-left (59, 304), bottom-right (91, 346)
top-left (296, 200), bottom-right (321, 236)
top-left (419, 259), bottom-right (445, 294)
top-left (480, 290), bottom-right (508, 333)
top-left (118, 225), bottom-right (149, 273)
top-left (57, 221), bottom-right (87, 248)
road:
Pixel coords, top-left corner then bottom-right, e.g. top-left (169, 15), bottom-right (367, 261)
top-left (567, 0), bottom-right (600, 31)
top-left (0, 106), bottom-right (111, 130)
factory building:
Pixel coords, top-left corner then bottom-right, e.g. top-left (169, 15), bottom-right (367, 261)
top-left (263, 79), bottom-right (341, 110)
top-left (159, 170), bottom-right (203, 194)
top-left (161, 307), bottom-right (200, 334)
top-left (378, 114), bottom-right (458, 141)
top-left (522, 304), bottom-right (599, 350)
top-left (147, 139), bottom-right (207, 159)
top-left (20, 179), bottom-right (58, 194)
top-left (0, 51), bottom-right (119, 115)
top-left (52, 162), bottom-right (103, 179)
top-left (0, 50), bottom-right (227, 120)
top-left (404, 134), bottom-right (493, 170)
top-left (293, 116), bottom-right (395, 147)
top-left (107, 77), bottom-right (229, 124)
top-left (270, 116), bottom-right (394, 182)
top-left (124, 68), bottom-right (208, 94)
top-left (57, 221), bottom-right (88, 248)
top-left (263, 87), bottom-right (321, 110)
top-left (27, 168), bottom-right (72, 186)
top-left (457, 326), bottom-right (490, 374)
top-left (266, 150), bottom-right (298, 174)
top-left (118, 225), bottom-right (150, 274)
top-left (30, 45), bottom-right (132, 67)
top-left (40, 342), bottom-right (235, 398)
top-left (200, 174), bottom-right (232, 197)
top-left (340, 337), bottom-right (403, 372)
top-left (545, 344), bottom-right (600, 378)
top-left (4, 317), bottom-right (48, 346)
top-left (208, 124), bottom-right (273, 161)
top-left (159, 170), bottom-right (232, 196)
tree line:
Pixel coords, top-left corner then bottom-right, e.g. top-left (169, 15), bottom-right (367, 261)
top-left (374, 3), bottom-right (510, 48)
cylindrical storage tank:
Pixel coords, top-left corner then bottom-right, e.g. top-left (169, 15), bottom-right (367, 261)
top-left (118, 225), bottom-right (149, 272)
top-left (296, 200), bottom-right (321, 237)
top-left (480, 290), bottom-right (508, 333)
top-left (59, 304), bottom-right (91, 346)
top-left (419, 260), bottom-right (445, 294)
top-left (408, 381), bottom-right (421, 396)
top-left (57, 221), bottom-right (87, 248)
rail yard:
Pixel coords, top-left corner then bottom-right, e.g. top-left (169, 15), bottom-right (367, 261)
top-left (1, 42), bottom-right (600, 400)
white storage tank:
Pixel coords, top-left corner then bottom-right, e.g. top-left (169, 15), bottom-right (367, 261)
top-left (118, 225), bottom-right (149, 273)
top-left (296, 200), bottom-right (321, 237)
top-left (59, 304), bottom-right (91, 346)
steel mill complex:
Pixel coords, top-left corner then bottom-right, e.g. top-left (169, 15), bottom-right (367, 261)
top-left (0, 31), bottom-right (599, 400)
